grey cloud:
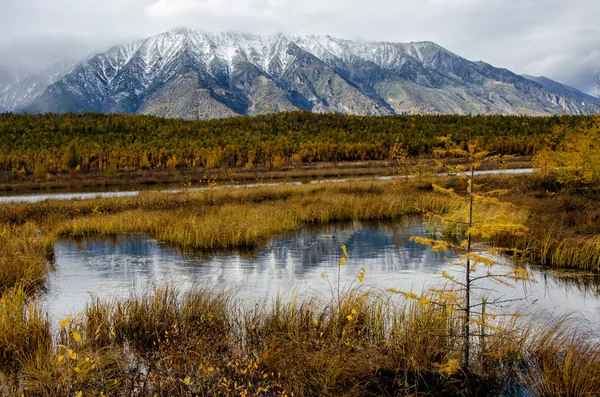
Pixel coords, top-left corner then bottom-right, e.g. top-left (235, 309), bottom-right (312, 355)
top-left (0, 0), bottom-right (598, 94)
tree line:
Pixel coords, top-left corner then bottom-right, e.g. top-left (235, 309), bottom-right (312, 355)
top-left (0, 111), bottom-right (593, 175)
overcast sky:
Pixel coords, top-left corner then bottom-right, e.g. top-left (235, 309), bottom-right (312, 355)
top-left (1, 0), bottom-right (598, 94)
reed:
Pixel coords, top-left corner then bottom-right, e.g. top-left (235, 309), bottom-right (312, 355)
top-left (0, 286), bottom-right (50, 379)
top-left (0, 225), bottom-right (54, 294)
top-left (53, 182), bottom-right (451, 252)
top-left (520, 230), bottom-right (600, 271)
top-left (6, 286), bottom-right (597, 396)
top-left (520, 325), bottom-right (600, 397)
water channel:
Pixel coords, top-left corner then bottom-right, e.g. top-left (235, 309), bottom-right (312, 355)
top-left (1, 168), bottom-right (534, 203)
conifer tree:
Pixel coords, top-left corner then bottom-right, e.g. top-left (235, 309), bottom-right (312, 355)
top-left (391, 137), bottom-right (530, 371)
top-left (534, 80), bottom-right (600, 184)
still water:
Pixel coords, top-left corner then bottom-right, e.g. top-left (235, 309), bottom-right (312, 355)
top-left (44, 220), bottom-right (600, 329)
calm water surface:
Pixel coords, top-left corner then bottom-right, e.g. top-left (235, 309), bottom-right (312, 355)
top-left (43, 220), bottom-right (600, 330)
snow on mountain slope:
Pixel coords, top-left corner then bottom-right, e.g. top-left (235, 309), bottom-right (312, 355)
top-left (17, 28), bottom-right (598, 118)
top-left (0, 61), bottom-right (76, 111)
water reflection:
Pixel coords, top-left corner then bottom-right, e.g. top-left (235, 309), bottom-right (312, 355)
top-left (44, 220), bottom-right (600, 331)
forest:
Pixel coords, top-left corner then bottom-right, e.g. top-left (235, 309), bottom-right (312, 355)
top-left (0, 112), bottom-right (593, 177)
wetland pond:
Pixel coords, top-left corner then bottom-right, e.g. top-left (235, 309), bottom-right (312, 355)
top-left (43, 219), bottom-right (600, 330)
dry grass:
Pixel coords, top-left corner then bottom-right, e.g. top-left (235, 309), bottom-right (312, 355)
top-left (520, 325), bottom-right (600, 397)
top-left (428, 173), bottom-right (600, 272)
top-left (0, 174), bottom-right (599, 395)
top-left (0, 225), bottom-right (54, 294)
top-left (5, 181), bottom-right (452, 252)
top-left (1, 287), bottom-right (595, 396)
top-left (55, 193), bottom-right (435, 251)
top-left (497, 174), bottom-right (600, 272)
top-left (0, 286), bottom-right (50, 384)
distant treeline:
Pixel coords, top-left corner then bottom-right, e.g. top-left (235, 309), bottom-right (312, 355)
top-left (0, 112), bottom-right (593, 174)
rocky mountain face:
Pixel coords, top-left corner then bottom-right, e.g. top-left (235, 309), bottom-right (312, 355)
top-left (522, 74), bottom-right (597, 112)
top-left (2, 28), bottom-right (595, 118)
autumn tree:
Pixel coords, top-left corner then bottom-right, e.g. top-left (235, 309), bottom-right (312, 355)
top-left (534, 119), bottom-right (600, 184)
top-left (64, 141), bottom-right (81, 170)
top-left (392, 138), bottom-right (530, 372)
top-left (0, 112), bottom-right (590, 177)
top-left (534, 80), bottom-right (600, 184)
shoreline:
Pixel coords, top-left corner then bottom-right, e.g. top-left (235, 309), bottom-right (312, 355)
top-left (0, 157), bottom-right (533, 193)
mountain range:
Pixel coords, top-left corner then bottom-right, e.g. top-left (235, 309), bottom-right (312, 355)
top-left (0, 28), bottom-right (596, 119)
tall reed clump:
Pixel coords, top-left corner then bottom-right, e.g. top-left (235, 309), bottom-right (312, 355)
top-left (5, 286), bottom-right (600, 396)
top-left (244, 289), bottom-right (472, 396)
top-left (515, 227), bottom-right (600, 272)
top-left (0, 286), bottom-right (50, 381)
top-left (54, 182), bottom-right (453, 252)
top-left (110, 287), bottom-right (232, 352)
top-left (20, 287), bottom-right (233, 396)
top-left (0, 224), bottom-right (55, 294)
top-left (519, 325), bottom-right (600, 397)
top-left (490, 171), bottom-right (600, 272)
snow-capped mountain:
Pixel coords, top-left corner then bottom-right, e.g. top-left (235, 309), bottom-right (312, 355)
top-left (7, 28), bottom-right (597, 118)
top-left (0, 61), bottom-right (76, 112)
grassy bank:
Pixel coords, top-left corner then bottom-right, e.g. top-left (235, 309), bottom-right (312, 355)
top-left (55, 185), bottom-right (453, 252)
top-left (0, 224), bottom-right (54, 295)
top-left (0, 160), bottom-right (394, 192)
top-left (1, 287), bottom-right (598, 396)
top-left (0, 156), bottom-right (532, 193)
top-left (1, 180), bottom-right (455, 251)
top-left (0, 173), bottom-right (598, 298)
top-left (473, 174), bottom-right (600, 272)
top-left (0, 174), bottom-right (599, 394)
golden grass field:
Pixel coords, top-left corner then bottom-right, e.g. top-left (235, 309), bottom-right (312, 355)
top-left (0, 175), bottom-right (599, 396)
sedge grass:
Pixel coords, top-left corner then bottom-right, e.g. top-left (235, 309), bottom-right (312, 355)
top-left (0, 285), bottom-right (50, 380)
top-left (517, 230), bottom-right (600, 271)
top-left (0, 224), bottom-right (54, 295)
top-left (521, 329), bottom-right (600, 397)
top-left (3, 286), bottom-right (597, 396)
top-left (53, 182), bottom-right (452, 252)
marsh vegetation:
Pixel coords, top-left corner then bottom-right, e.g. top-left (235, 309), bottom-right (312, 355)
top-left (0, 172), bottom-right (597, 395)
top-left (1, 111), bottom-right (600, 395)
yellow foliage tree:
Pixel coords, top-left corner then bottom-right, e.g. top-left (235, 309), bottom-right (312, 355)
top-left (534, 119), bottom-right (600, 183)
top-left (535, 82), bottom-right (600, 184)
top-left (391, 138), bottom-right (531, 372)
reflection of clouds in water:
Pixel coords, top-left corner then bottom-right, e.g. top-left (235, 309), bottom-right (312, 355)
top-left (44, 221), bottom-right (600, 330)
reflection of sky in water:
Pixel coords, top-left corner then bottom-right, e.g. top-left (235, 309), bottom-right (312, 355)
top-left (43, 221), bottom-right (600, 330)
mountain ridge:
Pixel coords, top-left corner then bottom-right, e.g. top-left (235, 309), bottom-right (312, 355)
top-left (1, 28), bottom-right (595, 118)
